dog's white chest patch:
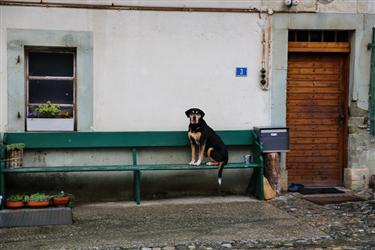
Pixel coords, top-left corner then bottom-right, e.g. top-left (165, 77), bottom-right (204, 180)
top-left (189, 132), bottom-right (202, 144)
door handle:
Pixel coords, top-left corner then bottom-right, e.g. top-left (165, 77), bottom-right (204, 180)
top-left (339, 111), bottom-right (345, 127)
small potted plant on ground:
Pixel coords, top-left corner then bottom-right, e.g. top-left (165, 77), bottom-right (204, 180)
top-left (27, 101), bottom-right (74, 131)
top-left (24, 193), bottom-right (51, 208)
top-left (5, 194), bottom-right (25, 209)
top-left (52, 191), bottom-right (74, 207)
top-left (6, 143), bottom-right (26, 168)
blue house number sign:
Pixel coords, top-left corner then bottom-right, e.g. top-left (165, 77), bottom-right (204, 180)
top-left (236, 67), bottom-right (247, 77)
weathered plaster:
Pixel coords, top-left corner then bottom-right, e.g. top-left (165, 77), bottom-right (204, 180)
top-left (348, 101), bottom-right (375, 179)
top-left (358, 1), bottom-right (375, 14)
top-left (344, 167), bottom-right (370, 190)
top-left (318, 1), bottom-right (358, 13)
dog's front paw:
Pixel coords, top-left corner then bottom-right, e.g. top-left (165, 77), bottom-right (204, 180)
top-left (218, 178), bottom-right (222, 185)
top-left (193, 160), bottom-right (202, 166)
top-left (189, 160), bottom-right (196, 165)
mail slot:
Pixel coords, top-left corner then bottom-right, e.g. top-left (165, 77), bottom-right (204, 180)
top-left (254, 127), bottom-right (289, 152)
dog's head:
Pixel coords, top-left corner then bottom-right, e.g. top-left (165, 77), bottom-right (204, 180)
top-left (185, 108), bottom-right (205, 125)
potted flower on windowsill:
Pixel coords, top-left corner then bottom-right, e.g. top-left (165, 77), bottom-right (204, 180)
top-left (6, 143), bottom-right (25, 168)
top-left (26, 101), bottom-right (74, 131)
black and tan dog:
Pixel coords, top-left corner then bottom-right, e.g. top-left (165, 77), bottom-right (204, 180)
top-left (185, 108), bottom-right (228, 185)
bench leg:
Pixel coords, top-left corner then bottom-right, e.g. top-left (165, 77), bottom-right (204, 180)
top-left (0, 172), bottom-right (4, 209)
top-left (255, 167), bottom-right (265, 200)
top-left (0, 173), bottom-right (3, 196)
top-left (0, 147), bottom-right (5, 209)
top-left (133, 170), bottom-right (141, 205)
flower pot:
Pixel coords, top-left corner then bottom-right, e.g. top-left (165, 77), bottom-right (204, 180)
top-left (6, 150), bottom-right (23, 168)
top-left (26, 118), bottom-right (74, 131)
top-left (52, 197), bottom-right (70, 207)
top-left (5, 201), bottom-right (24, 209)
top-left (26, 201), bottom-right (49, 208)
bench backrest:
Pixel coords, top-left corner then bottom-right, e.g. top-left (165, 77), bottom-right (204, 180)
top-left (3, 130), bottom-right (259, 149)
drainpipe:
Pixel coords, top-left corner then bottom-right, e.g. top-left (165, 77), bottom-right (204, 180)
top-left (0, 1), bottom-right (318, 13)
top-left (260, 13), bottom-right (272, 91)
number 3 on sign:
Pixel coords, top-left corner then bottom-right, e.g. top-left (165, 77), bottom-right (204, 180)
top-left (236, 67), bottom-right (247, 77)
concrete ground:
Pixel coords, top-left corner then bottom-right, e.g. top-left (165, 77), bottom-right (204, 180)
top-left (0, 196), bottom-right (329, 249)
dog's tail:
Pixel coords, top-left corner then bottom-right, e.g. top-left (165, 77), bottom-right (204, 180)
top-left (218, 162), bottom-right (225, 185)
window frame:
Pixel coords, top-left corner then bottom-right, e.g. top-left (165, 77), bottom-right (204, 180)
top-left (24, 46), bottom-right (77, 131)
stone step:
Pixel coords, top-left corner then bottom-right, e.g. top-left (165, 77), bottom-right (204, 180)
top-left (0, 207), bottom-right (72, 228)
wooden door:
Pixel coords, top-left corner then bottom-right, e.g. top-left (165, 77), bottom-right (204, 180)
top-left (286, 52), bottom-right (348, 186)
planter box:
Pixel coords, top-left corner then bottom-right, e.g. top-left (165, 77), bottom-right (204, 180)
top-left (6, 150), bottom-right (23, 168)
top-left (27, 118), bottom-right (74, 131)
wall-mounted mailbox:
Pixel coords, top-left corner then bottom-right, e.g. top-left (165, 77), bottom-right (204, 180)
top-left (254, 127), bottom-right (289, 153)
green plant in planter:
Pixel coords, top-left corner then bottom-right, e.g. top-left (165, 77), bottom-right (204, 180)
top-left (36, 101), bottom-right (61, 118)
top-left (53, 190), bottom-right (73, 198)
top-left (5, 194), bottom-right (25, 208)
top-left (6, 143), bottom-right (25, 151)
top-left (6, 143), bottom-right (25, 168)
top-left (6, 194), bottom-right (25, 202)
top-left (53, 190), bottom-right (75, 207)
top-left (24, 193), bottom-right (51, 202)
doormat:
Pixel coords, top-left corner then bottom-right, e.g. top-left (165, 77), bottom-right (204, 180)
top-left (303, 195), bottom-right (365, 205)
top-left (299, 187), bottom-right (345, 195)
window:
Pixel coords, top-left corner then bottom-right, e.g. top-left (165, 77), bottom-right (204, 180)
top-left (25, 47), bottom-right (76, 131)
top-left (288, 30), bottom-right (350, 42)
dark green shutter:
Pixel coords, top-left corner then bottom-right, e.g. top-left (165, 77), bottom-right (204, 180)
top-left (369, 28), bottom-right (375, 135)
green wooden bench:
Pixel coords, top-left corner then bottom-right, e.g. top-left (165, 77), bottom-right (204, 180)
top-left (0, 130), bottom-right (264, 205)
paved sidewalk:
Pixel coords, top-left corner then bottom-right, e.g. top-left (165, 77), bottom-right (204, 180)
top-left (0, 195), bottom-right (373, 249)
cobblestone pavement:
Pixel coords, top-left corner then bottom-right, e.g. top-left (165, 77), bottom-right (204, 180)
top-left (99, 192), bottom-right (375, 249)
top-left (0, 191), bottom-right (374, 250)
top-left (140, 192), bottom-right (375, 250)
top-left (267, 192), bottom-right (375, 250)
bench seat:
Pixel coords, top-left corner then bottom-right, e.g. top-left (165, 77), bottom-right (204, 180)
top-left (2, 162), bottom-right (261, 173)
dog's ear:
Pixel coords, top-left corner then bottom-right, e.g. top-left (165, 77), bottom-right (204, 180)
top-left (185, 109), bottom-right (193, 118)
top-left (198, 109), bottom-right (205, 118)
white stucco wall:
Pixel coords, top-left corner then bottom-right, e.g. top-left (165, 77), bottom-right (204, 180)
top-left (2, 0), bottom-right (375, 133)
top-left (0, 6), bottom-right (269, 132)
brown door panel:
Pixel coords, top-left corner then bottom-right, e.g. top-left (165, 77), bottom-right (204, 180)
top-left (286, 52), bottom-right (348, 186)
